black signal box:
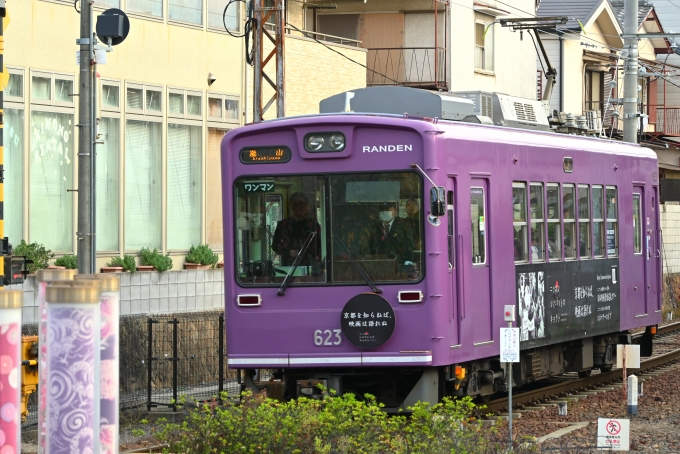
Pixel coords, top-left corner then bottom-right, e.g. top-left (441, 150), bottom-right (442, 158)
top-left (4, 256), bottom-right (28, 286)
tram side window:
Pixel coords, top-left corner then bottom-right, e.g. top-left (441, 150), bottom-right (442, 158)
top-left (530, 183), bottom-right (545, 262)
top-left (563, 184), bottom-right (576, 259)
top-left (606, 186), bottom-right (618, 256)
top-left (578, 185), bottom-right (591, 258)
top-left (513, 183), bottom-right (527, 262)
top-left (471, 187), bottom-right (486, 264)
top-left (633, 193), bottom-right (642, 254)
top-left (592, 186), bottom-right (604, 257)
top-left (547, 184), bottom-right (561, 260)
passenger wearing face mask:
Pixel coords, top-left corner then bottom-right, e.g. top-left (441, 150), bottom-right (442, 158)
top-left (369, 203), bottom-right (415, 266)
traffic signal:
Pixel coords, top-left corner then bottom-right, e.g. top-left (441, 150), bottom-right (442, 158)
top-left (4, 255), bottom-right (28, 285)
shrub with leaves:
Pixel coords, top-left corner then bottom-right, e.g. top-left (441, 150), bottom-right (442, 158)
top-left (139, 248), bottom-right (173, 272)
top-left (14, 240), bottom-right (54, 274)
top-left (54, 254), bottom-right (78, 269)
top-left (106, 255), bottom-right (137, 273)
top-left (151, 391), bottom-right (502, 454)
top-left (185, 244), bottom-right (219, 267)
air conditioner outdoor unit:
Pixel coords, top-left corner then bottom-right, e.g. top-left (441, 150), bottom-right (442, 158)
top-left (450, 91), bottom-right (494, 118)
top-left (492, 93), bottom-right (549, 131)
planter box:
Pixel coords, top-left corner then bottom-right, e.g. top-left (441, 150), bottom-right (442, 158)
top-left (137, 265), bottom-right (155, 272)
top-left (101, 266), bottom-right (125, 273)
top-left (184, 263), bottom-right (210, 270)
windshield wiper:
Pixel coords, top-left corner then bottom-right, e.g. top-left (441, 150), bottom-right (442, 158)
top-left (333, 235), bottom-right (381, 294)
top-left (277, 231), bottom-right (316, 296)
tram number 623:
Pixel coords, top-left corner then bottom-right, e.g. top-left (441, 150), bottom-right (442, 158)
top-left (314, 329), bottom-right (342, 346)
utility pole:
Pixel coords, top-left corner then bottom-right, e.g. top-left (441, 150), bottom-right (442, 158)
top-left (253, 0), bottom-right (285, 121)
top-left (623, 0), bottom-right (639, 143)
top-left (77, 0), bottom-right (94, 274)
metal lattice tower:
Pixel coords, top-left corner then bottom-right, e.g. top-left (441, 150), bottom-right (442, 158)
top-left (253, 0), bottom-right (285, 121)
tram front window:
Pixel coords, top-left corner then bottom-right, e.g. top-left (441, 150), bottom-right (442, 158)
top-left (330, 172), bottom-right (423, 283)
top-left (235, 176), bottom-right (327, 284)
top-left (235, 172), bottom-right (423, 285)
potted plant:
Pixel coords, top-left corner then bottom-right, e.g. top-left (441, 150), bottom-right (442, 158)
top-left (14, 240), bottom-right (54, 275)
top-left (139, 247), bottom-right (173, 272)
top-left (102, 255), bottom-right (136, 273)
top-left (54, 254), bottom-right (77, 270)
top-left (184, 244), bottom-right (219, 270)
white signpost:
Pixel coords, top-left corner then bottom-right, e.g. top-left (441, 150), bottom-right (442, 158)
top-left (597, 418), bottom-right (630, 451)
top-left (501, 305), bottom-right (520, 450)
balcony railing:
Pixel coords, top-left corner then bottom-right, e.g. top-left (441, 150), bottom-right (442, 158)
top-left (655, 107), bottom-right (680, 136)
top-left (366, 47), bottom-right (447, 90)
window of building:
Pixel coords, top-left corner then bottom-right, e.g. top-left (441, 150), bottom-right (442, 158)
top-left (578, 185), bottom-right (591, 258)
top-left (475, 20), bottom-right (494, 71)
top-left (4, 108), bottom-right (24, 246)
top-left (167, 123), bottom-right (202, 250)
top-left (169, 0), bottom-right (202, 25)
top-left (125, 120), bottom-right (162, 250)
top-left (471, 187), bottom-right (486, 264)
top-left (513, 183), bottom-right (527, 262)
top-left (30, 111), bottom-right (74, 252)
top-left (208, 93), bottom-right (240, 125)
top-left (127, 0), bottom-right (163, 17)
top-left (633, 192), bottom-right (642, 254)
top-left (547, 183), bottom-right (561, 260)
top-left (208, 0), bottom-right (240, 31)
top-left (168, 89), bottom-right (202, 120)
top-left (101, 82), bottom-right (121, 112)
top-left (592, 185), bottom-right (604, 257)
top-left (207, 128), bottom-right (229, 251)
top-left (97, 117), bottom-right (120, 252)
top-left (530, 183), bottom-right (544, 262)
top-left (94, 0), bottom-right (120, 7)
top-left (606, 186), bottom-right (618, 256)
top-left (31, 72), bottom-right (75, 107)
top-left (6, 70), bottom-right (24, 101)
top-left (126, 83), bottom-right (163, 116)
top-left (563, 184), bottom-right (576, 259)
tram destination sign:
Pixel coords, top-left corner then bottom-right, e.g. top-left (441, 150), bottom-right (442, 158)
top-left (239, 146), bottom-right (292, 164)
top-left (516, 259), bottom-right (620, 349)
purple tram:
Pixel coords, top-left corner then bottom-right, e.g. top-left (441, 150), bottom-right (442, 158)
top-left (222, 92), bottom-right (661, 409)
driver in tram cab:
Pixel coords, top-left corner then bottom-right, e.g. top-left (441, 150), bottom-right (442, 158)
top-left (369, 203), bottom-right (415, 268)
top-left (271, 192), bottom-right (321, 266)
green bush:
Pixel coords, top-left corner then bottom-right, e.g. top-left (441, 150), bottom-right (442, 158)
top-left (106, 255), bottom-right (137, 273)
top-left (152, 391), bottom-right (501, 454)
top-left (139, 248), bottom-right (173, 272)
top-left (185, 244), bottom-right (219, 267)
top-left (14, 240), bottom-right (54, 274)
top-left (54, 254), bottom-right (78, 269)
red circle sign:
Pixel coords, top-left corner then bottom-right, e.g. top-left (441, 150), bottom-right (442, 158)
top-left (606, 420), bottom-right (621, 435)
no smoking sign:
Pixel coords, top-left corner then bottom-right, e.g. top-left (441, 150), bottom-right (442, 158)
top-left (597, 418), bottom-right (629, 451)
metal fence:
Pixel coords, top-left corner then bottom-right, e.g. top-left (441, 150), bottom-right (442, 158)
top-left (21, 310), bottom-right (244, 427)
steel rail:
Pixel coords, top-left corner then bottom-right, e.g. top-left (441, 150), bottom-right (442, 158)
top-left (483, 323), bottom-right (680, 414)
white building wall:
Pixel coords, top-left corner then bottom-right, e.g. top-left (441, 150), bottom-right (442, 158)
top-left (537, 37), bottom-right (562, 113)
top-left (662, 204), bottom-right (680, 275)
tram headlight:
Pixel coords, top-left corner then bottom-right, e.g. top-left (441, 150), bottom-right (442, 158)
top-left (329, 134), bottom-right (345, 150)
top-left (306, 135), bottom-right (325, 151)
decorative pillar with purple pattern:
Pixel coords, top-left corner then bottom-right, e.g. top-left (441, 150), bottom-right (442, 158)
top-left (36, 269), bottom-right (76, 454)
top-left (45, 283), bottom-right (101, 454)
top-left (0, 290), bottom-right (23, 454)
top-left (75, 274), bottom-right (121, 454)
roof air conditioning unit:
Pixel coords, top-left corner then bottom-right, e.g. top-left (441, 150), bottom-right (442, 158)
top-left (450, 91), bottom-right (493, 118)
top-left (492, 93), bottom-right (549, 131)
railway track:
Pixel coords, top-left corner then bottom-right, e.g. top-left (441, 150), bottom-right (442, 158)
top-left (483, 321), bottom-right (680, 414)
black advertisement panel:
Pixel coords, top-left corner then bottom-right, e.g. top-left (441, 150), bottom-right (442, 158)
top-left (516, 259), bottom-right (619, 349)
top-left (341, 293), bottom-right (395, 349)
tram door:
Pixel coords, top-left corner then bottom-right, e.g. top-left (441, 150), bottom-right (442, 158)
top-left (447, 178), bottom-right (460, 346)
top-left (632, 187), bottom-right (647, 317)
top-left (650, 189), bottom-right (661, 313)
top-left (468, 180), bottom-right (492, 344)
